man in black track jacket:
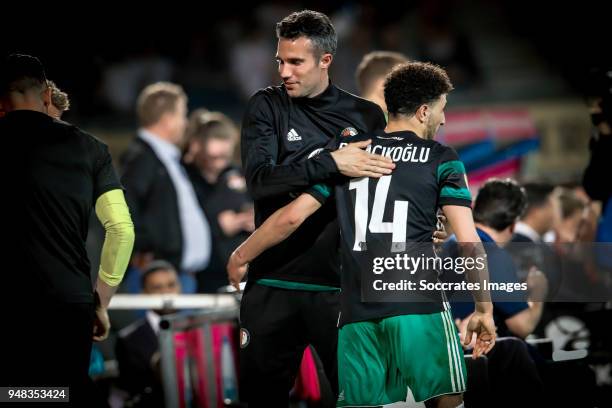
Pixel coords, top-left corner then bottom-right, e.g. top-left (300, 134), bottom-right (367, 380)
top-left (235, 10), bottom-right (395, 407)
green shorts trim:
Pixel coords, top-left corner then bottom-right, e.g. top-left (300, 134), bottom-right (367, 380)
top-left (255, 278), bottom-right (340, 292)
top-left (337, 306), bottom-right (466, 406)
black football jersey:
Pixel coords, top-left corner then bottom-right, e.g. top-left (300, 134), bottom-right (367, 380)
top-left (307, 130), bottom-right (472, 325)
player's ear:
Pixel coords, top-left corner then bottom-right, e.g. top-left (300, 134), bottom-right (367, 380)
top-left (416, 104), bottom-right (429, 124)
top-left (41, 85), bottom-right (52, 108)
top-left (319, 53), bottom-right (333, 69)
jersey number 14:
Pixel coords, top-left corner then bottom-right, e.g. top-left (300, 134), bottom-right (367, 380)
top-left (349, 175), bottom-right (408, 252)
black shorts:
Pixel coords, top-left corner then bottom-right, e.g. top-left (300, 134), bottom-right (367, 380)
top-left (2, 300), bottom-right (98, 406)
top-left (239, 282), bottom-right (340, 407)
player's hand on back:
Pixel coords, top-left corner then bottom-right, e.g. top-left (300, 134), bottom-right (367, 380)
top-left (330, 139), bottom-right (395, 178)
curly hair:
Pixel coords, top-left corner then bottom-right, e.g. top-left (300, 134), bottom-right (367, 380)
top-left (47, 80), bottom-right (70, 112)
top-left (276, 10), bottom-right (337, 57)
top-left (384, 62), bottom-right (453, 116)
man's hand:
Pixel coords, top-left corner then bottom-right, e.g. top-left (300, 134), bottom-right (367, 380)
top-left (456, 316), bottom-right (475, 349)
top-left (218, 210), bottom-right (256, 236)
top-left (330, 139), bottom-right (395, 178)
top-left (463, 310), bottom-right (496, 358)
top-left (93, 305), bottom-right (110, 342)
top-left (92, 280), bottom-right (117, 341)
top-left (433, 214), bottom-right (448, 244)
top-left (227, 251), bottom-right (248, 291)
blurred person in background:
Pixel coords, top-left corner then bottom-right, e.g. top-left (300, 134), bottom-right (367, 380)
top-left (185, 110), bottom-right (254, 292)
top-left (511, 182), bottom-right (562, 297)
top-left (450, 179), bottom-right (547, 340)
top-left (115, 260), bottom-right (181, 408)
top-left (550, 188), bottom-right (611, 299)
top-left (512, 183), bottom-right (561, 244)
top-left (553, 188), bottom-right (589, 244)
top-left (182, 107), bottom-right (209, 165)
top-left (355, 50), bottom-right (409, 114)
top-left (583, 67), bottom-right (612, 208)
top-left (120, 82), bottom-right (212, 293)
top-left (583, 68), bottom-right (612, 274)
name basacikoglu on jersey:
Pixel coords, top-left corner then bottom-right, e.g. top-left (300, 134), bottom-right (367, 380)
top-left (339, 142), bottom-right (431, 163)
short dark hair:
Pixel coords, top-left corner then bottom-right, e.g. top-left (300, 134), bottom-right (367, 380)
top-left (473, 179), bottom-right (527, 231)
top-left (0, 54), bottom-right (47, 96)
top-left (356, 51), bottom-right (409, 94)
top-left (521, 182), bottom-right (555, 217)
top-left (141, 260), bottom-right (177, 288)
top-left (384, 62), bottom-right (453, 116)
top-left (276, 10), bottom-right (337, 57)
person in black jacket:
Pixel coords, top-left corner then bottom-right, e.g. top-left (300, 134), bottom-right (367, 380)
top-left (510, 183), bottom-right (562, 299)
top-left (583, 68), bottom-right (612, 208)
top-left (121, 82), bottom-right (212, 293)
top-left (235, 10), bottom-right (398, 406)
top-left (583, 128), bottom-right (611, 207)
top-left (1, 54), bottom-right (134, 405)
top-left (185, 111), bottom-right (255, 292)
top-left (583, 71), bottom-right (612, 271)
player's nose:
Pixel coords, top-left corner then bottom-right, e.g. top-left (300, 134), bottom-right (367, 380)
top-left (279, 64), bottom-right (292, 80)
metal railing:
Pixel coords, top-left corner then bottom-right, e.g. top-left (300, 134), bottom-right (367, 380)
top-left (109, 294), bottom-right (240, 408)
